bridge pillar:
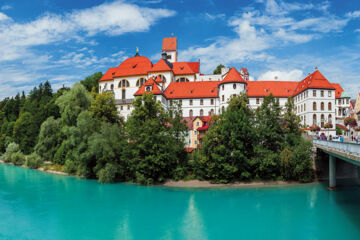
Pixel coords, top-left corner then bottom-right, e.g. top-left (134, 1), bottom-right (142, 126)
top-left (329, 155), bottom-right (336, 189)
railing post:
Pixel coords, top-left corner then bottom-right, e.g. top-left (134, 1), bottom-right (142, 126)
top-left (329, 155), bottom-right (336, 189)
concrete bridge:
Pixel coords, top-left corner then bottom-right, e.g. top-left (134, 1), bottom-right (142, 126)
top-left (313, 139), bottom-right (360, 189)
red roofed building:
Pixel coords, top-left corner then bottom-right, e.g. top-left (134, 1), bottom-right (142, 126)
top-left (99, 37), bottom-right (349, 138)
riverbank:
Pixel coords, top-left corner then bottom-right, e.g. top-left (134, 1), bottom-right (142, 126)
top-left (163, 179), bottom-right (309, 188)
top-left (0, 160), bottom-right (313, 188)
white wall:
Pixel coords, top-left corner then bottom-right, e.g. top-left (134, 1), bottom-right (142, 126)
top-left (218, 83), bottom-right (246, 112)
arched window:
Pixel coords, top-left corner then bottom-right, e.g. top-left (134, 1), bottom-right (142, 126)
top-left (233, 84), bottom-right (236, 89)
top-left (119, 79), bottom-right (130, 88)
top-left (175, 77), bottom-right (190, 82)
top-left (136, 78), bottom-right (146, 87)
top-left (301, 105), bottom-right (303, 112)
top-left (210, 109), bottom-right (214, 115)
top-left (328, 102), bottom-right (332, 111)
top-left (189, 109), bottom-right (193, 117)
top-left (321, 102), bottom-right (324, 111)
top-left (321, 114), bottom-right (325, 127)
top-left (110, 84), bottom-right (114, 90)
top-left (158, 75), bottom-right (166, 83)
top-left (328, 114), bottom-right (332, 124)
top-left (200, 109), bottom-right (204, 116)
top-left (313, 114), bottom-right (317, 125)
top-left (200, 99), bottom-right (203, 105)
top-left (313, 102), bottom-right (317, 110)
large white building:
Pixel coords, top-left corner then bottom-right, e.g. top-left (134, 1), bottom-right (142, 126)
top-left (99, 37), bottom-right (351, 141)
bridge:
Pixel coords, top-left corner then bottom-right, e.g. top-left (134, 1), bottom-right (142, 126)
top-left (313, 139), bottom-right (360, 189)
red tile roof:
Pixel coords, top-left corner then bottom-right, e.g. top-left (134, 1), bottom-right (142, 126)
top-left (332, 83), bottom-right (344, 99)
top-left (172, 62), bottom-right (199, 75)
top-left (185, 147), bottom-right (194, 153)
top-left (114, 56), bottom-right (152, 77)
top-left (164, 81), bottom-right (220, 99)
top-left (197, 124), bottom-right (210, 131)
top-left (100, 67), bottom-right (118, 81)
top-left (182, 117), bottom-right (196, 130)
top-left (134, 77), bottom-right (162, 96)
top-left (162, 37), bottom-right (177, 51)
top-left (247, 81), bottom-right (298, 97)
top-left (293, 70), bottom-right (335, 96)
top-left (149, 58), bottom-right (172, 72)
top-left (221, 67), bottom-right (246, 84)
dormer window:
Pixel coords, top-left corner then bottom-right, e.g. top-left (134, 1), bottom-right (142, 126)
top-left (132, 64), bottom-right (137, 69)
top-left (146, 86), bottom-right (152, 92)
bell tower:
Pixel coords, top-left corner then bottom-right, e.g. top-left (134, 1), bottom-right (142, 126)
top-left (162, 37), bottom-right (177, 63)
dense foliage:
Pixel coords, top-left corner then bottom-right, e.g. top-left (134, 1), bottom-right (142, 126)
top-left (194, 95), bottom-right (314, 183)
top-left (0, 72), bottom-right (314, 185)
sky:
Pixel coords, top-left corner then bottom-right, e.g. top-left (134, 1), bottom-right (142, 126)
top-left (0, 0), bottom-right (360, 99)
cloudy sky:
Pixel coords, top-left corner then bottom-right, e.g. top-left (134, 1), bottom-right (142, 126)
top-left (0, 0), bottom-right (360, 98)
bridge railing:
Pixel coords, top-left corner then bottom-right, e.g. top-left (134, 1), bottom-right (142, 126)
top-left (313, 139), bottom-right (360, 157)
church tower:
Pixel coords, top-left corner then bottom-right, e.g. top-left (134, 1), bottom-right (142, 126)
top-left (162, 37), bottom-right (177, 63)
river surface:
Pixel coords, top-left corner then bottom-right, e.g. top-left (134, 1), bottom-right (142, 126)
top-left (1, 163), bottom-right (360, 240)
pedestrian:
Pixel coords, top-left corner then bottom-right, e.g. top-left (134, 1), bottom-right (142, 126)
top-left (330, 135), bottom-right (333, 141)
top-left (356, 135), bottom-right (359, 144)
top-left (340, 136), bottom-right (344, 142)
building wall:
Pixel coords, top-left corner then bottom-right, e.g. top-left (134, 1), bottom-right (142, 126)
top-left (218, 83), bottom-right (246, 113)
top-left (173, 98), bottom-right (218, 117)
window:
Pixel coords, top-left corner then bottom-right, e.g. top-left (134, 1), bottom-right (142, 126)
top-left (176, 77), bottom-right (189, 82)
top-left (328, 91), bottom-right (331, 97)
top-left (111, 84), bottom-right (114, 90)
top-left (210, 109), bottom-right (214, 115)
top-left (179, 100), bottom-right (182, 105)
top-left (304, 103), bottom-right (306, 111)
top-left (190, 100), bottom-right (193, 106)
top-left (127, 105), bottom-right (130, 110)
top-left (313, 114), bottom-right (317, 125)
top-left (256, 98), bottom-right (260, 104)
top-left (222, 85), bottom-right (224, 91)
top-left (99, 86), bottom-right (101, 91)
top-left (136, 78), bottom-right (146, 87)
top-left (346, 99), bottom-right (349, 104)
top-left (328, 102), bottom-right (332, 111)
top-left (200, 99), bottom-right (203, 105)
top-left (313, 90), bottom-right (316, 97)
top-left (321, 90), bottom-right (324, 97)
top-left (119, 79), bottom-right (130, 88)
top-left (158, 75), bottom-right (166, 83)
top-left (233, 84), bottom-right (236, 89)
top-left (196, 122), bottom-right (199, 126)
top-left (194, 140), bottom-right (197, 145)
top-left (301, 105), bottom-right (303, 112)
top-left (338, 99), bottom-right (341, 105)
top-left (321, 114), bottom-right (325, 127)
top-left (194, 131), bottom-right (197, 135)
top-left (328, 114), bottom-right (332, 124)
top-left (304, 115), bottom-right (306, 125)
top-left (222, 106), bottom-right (225, 113)
top-left (211, 99), bottom-right (214, 105)
top-left (122, 89), bottom-right (126, 99)
top-left (200, 109), bottom-right (204, 116)
top-left (306, 91), bottom-right (308, 98)
top-left (313, 102), bottom-right (317, 110)
top-left (189, 109), bottom-right (193, 117)
top-left (222, 95), bottom-right (224, 102)
top-left (145, 86), bottom-right (151, 92)
top-left (120, 106), bottom-right (123, 110)
top-left (321, 102), bottom-right (324, 111)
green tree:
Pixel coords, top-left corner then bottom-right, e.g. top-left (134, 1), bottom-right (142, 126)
top-left (89, 92), bottom-right (119, 123)
top-left (4, 142), bottom-right (20, 162)
top-left (13, 112), bottom-right (38, 154)
top-left (35, 117), bottom-right (62, 162)
top-left (283, 97), bottom-right (302, 146)
top-left (56, 83), bottom-right (93, 126)
top-left (126, 93), bottom-right (186, 184)
top-left (80, 72), bottom-right (102, 92)
top-left (25, 153), bottom-right (42, 169)
top-left (213, 64), bottom-right (225, 74)
top-left (195, 94), bottom-right (256, 183)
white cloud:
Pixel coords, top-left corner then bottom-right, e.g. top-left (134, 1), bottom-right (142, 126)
top-left (204, 13), bottom-right (225, 20)
top-left (346, 10), bottom-right (360, 19)
top-left (257, 69), bottom-right (303, 81)
top-left (1, 5), bottom-right (12, 11)
top-left (0, 12), bottom-right (11, 22)
top-left (180, 0), bottom-right (352, 73)
top-left (0, 1), bottom-right (175, 62)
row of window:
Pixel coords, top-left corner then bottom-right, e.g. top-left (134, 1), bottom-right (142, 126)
top-left (295, 90), bottom-right (332, 103)
top-left (175, 99), bottom-right (216, 106)
top-left (312, 102), bottom-right (332, 111)
top-left (337, 98), bottom-right (350, 105)
top-left (312, 114), bottom-right (333, 127)
top-left (189, 109), bottom-right (215, 117)
top-left (118, 105), bottom-right (131, 111)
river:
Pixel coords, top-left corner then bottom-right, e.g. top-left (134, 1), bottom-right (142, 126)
top-left (0, 163), bottom-right (360, 239)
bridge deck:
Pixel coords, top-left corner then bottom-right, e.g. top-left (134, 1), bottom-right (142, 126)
top-left (313, 140), bottom-right (360, 166)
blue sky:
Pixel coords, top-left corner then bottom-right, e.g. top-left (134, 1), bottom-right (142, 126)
top-left (0, 0), bottom-right (359, 98)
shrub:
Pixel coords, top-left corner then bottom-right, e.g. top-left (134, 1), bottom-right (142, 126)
top-left (11, 152), bottom-right (25, 165)
top-left (63, 159), bottom-right (77, 174)
top-left (98, 163), bottom-right (118, 183)
top-left (4, 142), bottom-right (20, 162)
top-left (25, 153), bottom-right (42, 169)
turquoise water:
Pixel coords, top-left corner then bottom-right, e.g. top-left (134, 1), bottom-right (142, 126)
top-left (1, 163), bottom-right (360, 240)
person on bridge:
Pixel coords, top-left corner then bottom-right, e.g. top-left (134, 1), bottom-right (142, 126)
top-left (340, 136), bottom-right (344, 142)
